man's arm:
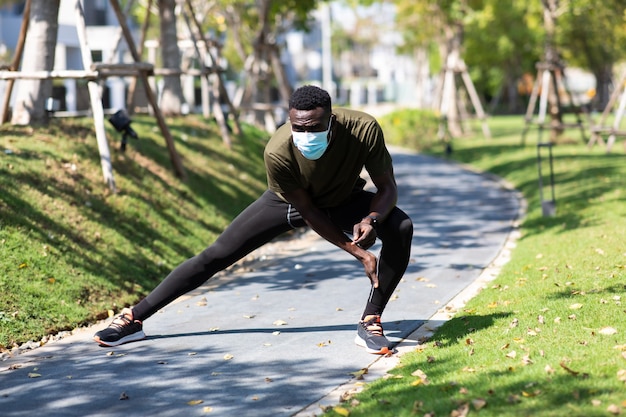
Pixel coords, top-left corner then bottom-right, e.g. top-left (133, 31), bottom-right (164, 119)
top-left (352, 169), bottom-right (398, 249)
top-left (281, 187), bottom-right (380, 288)
top-left (281, 169), bottom-right (398, 288)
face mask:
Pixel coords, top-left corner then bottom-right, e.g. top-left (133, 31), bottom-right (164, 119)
top-left (291, 125), bottom-right (331, 160)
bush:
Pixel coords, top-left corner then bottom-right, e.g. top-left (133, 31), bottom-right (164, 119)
top-left (378, 108), bottom-right (441, 151)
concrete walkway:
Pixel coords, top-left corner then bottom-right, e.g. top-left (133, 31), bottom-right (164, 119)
top-left (0, 147), bottom-right (523, 417)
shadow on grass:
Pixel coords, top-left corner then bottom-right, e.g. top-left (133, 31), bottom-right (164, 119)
top-left (436, 139), bottom-right (625, 240)
top-left (0, 117), bottom-right (268, 311)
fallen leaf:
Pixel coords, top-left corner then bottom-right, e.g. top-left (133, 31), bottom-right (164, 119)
top-left (188, 400), bottom-right (204, 406)
top-left (599, 327), bottom-right (618, 335)
top-left (350, 368), bottom-right (368, 379)
top-left (243, 314), bottom-right (256, 319)
top-left (506, 350), bottom-right (517, 359)
top-left (411, 369), bottom-right (429, 384)
top-left (560, 361), bottom-right (580, 376)
top-left (607, 404), bottom-right (620, 415)
top-left (273, 320), bottom-right (288, 326)
top-left (223, 354), bottom-right (234, 360)
top-left (202, 406), bottom-right (213, 413)
top-left (27, 372), bottom-right (41, 378)
top-left (120, 392), bottom-right (129, 400)
top-left (450, 402), bottom-right (470, 417)
top-left (570, 303), bottom-right (583, 310)
top-left (332, 406), bottom-right (350, 416)
top-left (471, 398), bottom-right (487, 411)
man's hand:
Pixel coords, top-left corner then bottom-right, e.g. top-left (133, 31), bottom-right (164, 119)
top-left (352, 221), bottom-right (377, 250)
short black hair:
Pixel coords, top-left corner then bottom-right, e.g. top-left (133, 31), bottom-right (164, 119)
top-left (289, 85), bottom-right (331, 113)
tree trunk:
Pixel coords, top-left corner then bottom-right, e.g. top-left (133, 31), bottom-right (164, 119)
top-left (593, 64), bottom-right (613, 113)
top-left (11, 0), bottom-right (60, 126)
top-left (441, 23), bottom-right (463, 137)
top-left (158, 0), bottom-right (184, 116)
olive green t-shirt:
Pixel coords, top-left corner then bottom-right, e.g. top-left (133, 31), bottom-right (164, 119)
top-left (264, 108), bottom-right (393, 208)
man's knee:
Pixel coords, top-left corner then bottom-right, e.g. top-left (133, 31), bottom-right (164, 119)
top-left (398, 216), bottom-right (413, 246)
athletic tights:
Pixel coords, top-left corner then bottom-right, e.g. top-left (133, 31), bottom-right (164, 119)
top-left (132, 189), bottom-right (413, 322)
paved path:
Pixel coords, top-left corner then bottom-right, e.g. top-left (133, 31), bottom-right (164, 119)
top-left (0, 148), bottom-right (522, 417)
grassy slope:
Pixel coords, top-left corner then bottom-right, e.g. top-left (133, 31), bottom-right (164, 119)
top-left (0, 115), bottom-right (268, 349)
top-left (324, 115), bottom-right (626, 416)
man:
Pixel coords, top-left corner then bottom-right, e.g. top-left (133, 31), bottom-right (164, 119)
top-left (94, 85), bottom-right (413, 355)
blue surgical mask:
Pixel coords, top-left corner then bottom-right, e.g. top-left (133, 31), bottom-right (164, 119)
top-left (291, 125), bottom-right (331, 160)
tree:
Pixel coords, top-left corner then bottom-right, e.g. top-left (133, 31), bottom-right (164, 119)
top-left (559, 0), bottom-right (626, 111)
top-left (462, 0), bottom-right (543, 113)
top-left (158, 0), bottom-right (185, 116)
top-left (196, 0), bottom-right (322, 130)
top-left (10, 0), bottom-right (60, 126)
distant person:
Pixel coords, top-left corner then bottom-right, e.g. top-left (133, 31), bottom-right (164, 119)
top-left (94, 85), bottom-right (413, 355)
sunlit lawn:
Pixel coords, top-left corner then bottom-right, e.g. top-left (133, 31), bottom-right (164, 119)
top-left (326, 114), bottom-right (626, 416)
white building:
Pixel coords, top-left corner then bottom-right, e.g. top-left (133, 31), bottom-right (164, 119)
top-left (0, 0), bottom-right (135, 114)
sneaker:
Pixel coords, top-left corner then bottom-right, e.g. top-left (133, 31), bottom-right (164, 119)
top-left (93, 308), bottom-right (146, 347)
top-left (354, 315), bottom-right (392, 355)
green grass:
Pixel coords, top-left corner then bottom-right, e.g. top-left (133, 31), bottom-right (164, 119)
top-left (323, 115), bottom-right (626, 416)
top-left (0, 115), bottom-right (268, 348)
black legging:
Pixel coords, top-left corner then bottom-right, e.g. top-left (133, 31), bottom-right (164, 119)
top-left (132, 189), bottom-right (413, 322)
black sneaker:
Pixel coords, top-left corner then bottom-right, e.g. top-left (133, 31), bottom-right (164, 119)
top-left (354, 315), bottom-right (392, 355)
top-left (93, 308), bottom-right (146, 347)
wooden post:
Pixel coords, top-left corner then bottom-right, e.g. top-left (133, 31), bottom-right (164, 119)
top-left (183, 0), bottom-right (242, 135)
top-left (179, 4), bottom-right (231, 146)
top-left (589, 70), bottom-right (626, 152)
top-left (74, 0), bottom-right (116, 191)
top-left (0, 0), bottom-right (31, 124)
top-left (521, 62), bottom-right (587, 145)
top-left (437, 52), bottom-right (490, 140)
top-left (109, 0), bottom-right (187, 180)
top-left (459, 60), bottom-right (491, 139)
top-left (126, 0), bottom-right (152, 114)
